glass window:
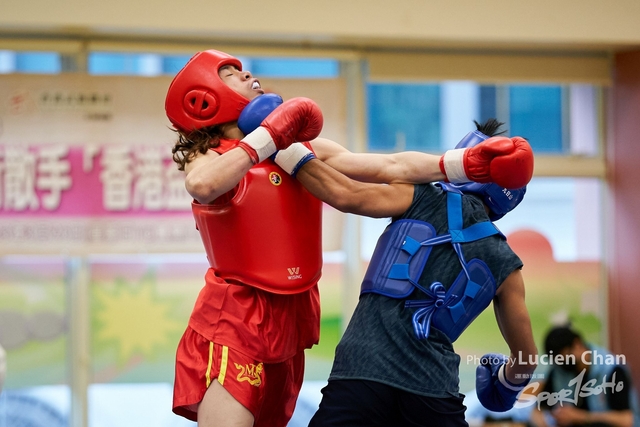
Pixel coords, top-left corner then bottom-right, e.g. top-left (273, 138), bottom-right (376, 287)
top-left (510, 85), bottom-right (564, 153)
top-left (0, 50), bottom-right (64, 74)
top-left (0, 51), bottom-right (16, 74)
top-left (367, 81), bottom-right (601, 156)
top-left (478, 85), bottom-right (497, 123)
top-left (88, 52), bottom-right (164, 76)
top-left (88, 52), bottom-right (339, 79)
top-left (161, 55), bottom-right (191, 75)
top-left (367, 83), bottom-right (441, 152)
top-left (243, 57), bottom-right (339, 79)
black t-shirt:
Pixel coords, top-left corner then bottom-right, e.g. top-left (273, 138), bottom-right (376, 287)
top-left (328, 183), bottom-right (523, 397)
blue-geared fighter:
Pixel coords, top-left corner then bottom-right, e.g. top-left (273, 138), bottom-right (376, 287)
top-left (268, 118), bottom-right (539, 425)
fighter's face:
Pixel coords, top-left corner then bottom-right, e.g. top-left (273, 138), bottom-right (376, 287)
top-left (218, 65), bottom-right (264, 101)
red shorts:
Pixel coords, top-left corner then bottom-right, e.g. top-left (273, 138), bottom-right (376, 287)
top-left (173, 326), bottom-right (305, 427)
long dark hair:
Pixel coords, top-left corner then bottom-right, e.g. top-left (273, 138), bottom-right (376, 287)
top-left (171, 126), bottom-right (224, 171)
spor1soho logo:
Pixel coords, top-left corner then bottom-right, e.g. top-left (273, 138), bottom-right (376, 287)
top-left (467, 350), bottom-right (628, 409)
top-left (517, 368), bottom-right (626, 410)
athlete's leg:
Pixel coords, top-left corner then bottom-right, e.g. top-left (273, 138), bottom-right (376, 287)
top-left (172, 328), bottom-right (261, 426)
top-left (308, 379), bottom-right (399, 427)
top-left (198, 380), bottom-right (254, 427)
top-left (395, 392), bottom-right (468, 427)
top-left (254, 351), bottom-right (305, 427)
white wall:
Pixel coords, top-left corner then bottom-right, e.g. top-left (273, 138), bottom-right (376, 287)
top-left (2, 0), bottom-right (640, 53)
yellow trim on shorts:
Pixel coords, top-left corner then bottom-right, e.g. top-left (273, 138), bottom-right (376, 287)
top-left (218, 345), bottom-right (229, 386)
top-left (205, 342), bottom-right (214, 388)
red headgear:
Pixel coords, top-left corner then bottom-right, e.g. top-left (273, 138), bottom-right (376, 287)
top-left (165, 50), bottom-right (250, 132)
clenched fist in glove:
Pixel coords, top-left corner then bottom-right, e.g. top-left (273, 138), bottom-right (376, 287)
top-left (238, 97), bottom-right (323, 164)
top-left (440, 136), bottom-right (534, 190)
top-left (476, 353), bottom-right (529, 412)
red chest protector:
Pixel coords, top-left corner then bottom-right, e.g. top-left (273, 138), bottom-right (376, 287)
top-left (192, 139), bottom-right (323, 294)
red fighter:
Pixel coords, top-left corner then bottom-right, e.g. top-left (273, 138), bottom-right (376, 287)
top-left (165, 49), bottom-right (534, 427)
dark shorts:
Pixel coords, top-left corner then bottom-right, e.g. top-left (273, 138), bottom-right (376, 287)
top-left (308, 379), bottom-right (468, 427)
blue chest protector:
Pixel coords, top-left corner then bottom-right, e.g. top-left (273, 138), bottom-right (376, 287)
top-left (360, 191), bottom-right (504, 342)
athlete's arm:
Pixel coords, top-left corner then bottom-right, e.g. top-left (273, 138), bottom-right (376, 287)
top-left (310, 137), bottom-right (445, 184)
top-left (295, 158), bottom-right (414, 218)
top-left (493, 269), bottom-right (538, 383)
top-left (184, 147), bottom-right (254, 205)
top-left (310, 135), bottom-right (534, 189)
top-left (185, 97), bottom-right (323, 205)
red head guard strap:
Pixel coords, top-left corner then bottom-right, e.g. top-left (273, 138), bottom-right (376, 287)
top-left (165, 50), bottom-right (250, 132)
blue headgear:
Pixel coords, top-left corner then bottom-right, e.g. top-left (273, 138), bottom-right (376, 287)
top-left (440, 130), bottom-right (526, 221)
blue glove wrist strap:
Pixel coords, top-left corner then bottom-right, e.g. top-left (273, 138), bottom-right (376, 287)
top-left (498, 364), bottom-right (526, 391)
top-left (291, 153), bottom-right (316, 178)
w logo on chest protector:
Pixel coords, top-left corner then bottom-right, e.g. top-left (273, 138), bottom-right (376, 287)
top-left (287, 267), bottom-right (302, 280)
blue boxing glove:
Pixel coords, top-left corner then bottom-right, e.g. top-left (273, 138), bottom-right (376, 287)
top-left (237, 93), bottom-right (284, 135)
top-left (476, 353), bottom-right (528, 412)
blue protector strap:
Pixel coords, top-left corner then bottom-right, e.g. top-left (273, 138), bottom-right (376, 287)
top-left (447, 192), bottom-right (464, 230)
top-left (406, 259), bottom-right (496, 341)
top-left (465, 280), bottom-right (481, 298)
top-left (388, 264), bottom-right (410, 280)
top-left (404, 282), bottom-right (448, 340)
top-left (361, 191), bottom-right (501, 341)
top-left (435, 259), bottom-right (496, 341)
top-left (388, 233), bottom-right (455, 281)
top-left (361, 220), bottom-right (438, 298)
top-left (402, 236), bottom-right (421, 256)
top-left (451, 222), bottom-right (501, 243)
top-left (447, 191), bottom-right (501, 243)
top-left (448, 300), bottom-right (467, 323)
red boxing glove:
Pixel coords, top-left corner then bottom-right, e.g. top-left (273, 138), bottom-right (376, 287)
top-left (439, 136), bottom-right (534, 189)
top-left (238, 97), bottom-right (323, 164)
